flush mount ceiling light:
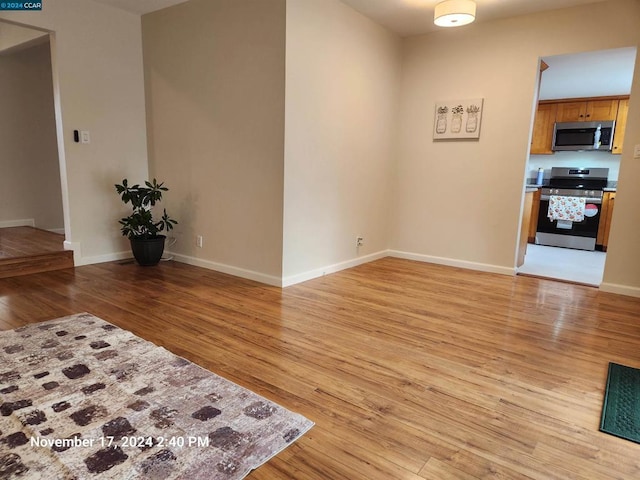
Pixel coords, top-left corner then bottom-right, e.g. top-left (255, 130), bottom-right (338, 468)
top-left (434, 0), bottom-right (476, 28)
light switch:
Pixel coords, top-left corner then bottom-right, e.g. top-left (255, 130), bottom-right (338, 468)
top-left (81, 131), bottom-right (90, 144)
top-left (634, 144), bottom-right (640, 159)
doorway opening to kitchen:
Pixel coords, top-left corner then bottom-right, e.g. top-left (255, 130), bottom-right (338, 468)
top-left (518, 46), bottom-right (637, 286)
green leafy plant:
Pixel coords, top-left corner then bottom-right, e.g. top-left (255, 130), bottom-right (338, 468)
top-left (115, 179), bottom-right (177, 239)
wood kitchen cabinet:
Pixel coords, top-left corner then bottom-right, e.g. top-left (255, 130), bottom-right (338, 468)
top-left (530, 96), bottom-right (628, 155)
top-left (612, 98), bottom-right (629, 154)
top-left (528, 188), bottom-right (541, 243)
top-left (555, 99), bottom-right (619, 122)
top-left (530, 103), bottom-right (557, 155)
top-left (597, 191), bottom-right (616, 251)
top-left (518, 188), bottom-right (543, 265)
top-left (518, 190), bottom-right (534, 267)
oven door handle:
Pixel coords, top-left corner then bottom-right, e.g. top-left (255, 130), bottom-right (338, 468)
top-left (540, 194), bottom-right (602, 204)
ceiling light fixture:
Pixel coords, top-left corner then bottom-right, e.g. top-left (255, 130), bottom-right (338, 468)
top-left (434, 0), bottom-right (476, 28)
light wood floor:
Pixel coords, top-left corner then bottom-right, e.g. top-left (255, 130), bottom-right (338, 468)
top-left (0, 226), bottom-right (66, 258)
top-left (0, 226), bottom-right (72, 278)
top-left (1, 258), bottom-right (639, 479)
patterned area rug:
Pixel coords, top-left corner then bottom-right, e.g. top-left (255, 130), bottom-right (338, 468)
top-left (0, 313), bottom-right (313, 479)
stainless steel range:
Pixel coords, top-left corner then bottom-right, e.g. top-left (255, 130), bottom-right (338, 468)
top-left (535, 167), bottom-right (609, 251)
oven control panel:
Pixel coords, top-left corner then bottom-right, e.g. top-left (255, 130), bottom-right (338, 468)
top-left (542, 188), bottom-right (603, 198)
top-left (541, 188), bottom-right (604, 204)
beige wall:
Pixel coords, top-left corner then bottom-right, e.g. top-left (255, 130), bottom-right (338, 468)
top-left (142, 0), bottom-right (286, 283)
top-left (0, 41), bottom-right (63, 230)
top-left (283, 0), bottom-right (401, 283)
top-left (603, 45), bottom-right (640, 296)
top-left (0, 21), bottom-right (47, 53)
top-left (0, 1), bottom-right (149, 264)
top-left (3, 0), bottom-right (638, 296)
top-left (393, 0), bottom-right (640, 291)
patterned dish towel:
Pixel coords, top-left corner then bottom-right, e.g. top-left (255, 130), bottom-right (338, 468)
top-left (547, 195), bottom-right (586, 222)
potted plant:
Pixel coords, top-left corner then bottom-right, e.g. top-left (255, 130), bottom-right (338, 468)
top-left (115, 178), bottom-right (177, 266)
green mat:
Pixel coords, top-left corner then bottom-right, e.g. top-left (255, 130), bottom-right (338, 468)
top-left (600, 362), bottom-right (640, 444)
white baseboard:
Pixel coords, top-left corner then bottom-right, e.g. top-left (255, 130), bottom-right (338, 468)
top-left (63, 241), bottom-right (130, 267)
top-left (0, 218), bottom-right (35, 228)
top-left (599, 282), bottom-right (640, 298)
top-left (76, 251), bottom-right (133, 267)
top-left (169, 252), bottom-right (282, 287)
top-left (281, 250), bottom-right (389, 287)
top-left (169, 248), bottom-right (509, 288)
top-left (56, 242), bottom-right (640, 298)
top-left (0, 221), bottom-right (63, 234)
top-left (63, 241), bottom-right (81, 266)
top-left (389, 250), bottom-right (515, 276)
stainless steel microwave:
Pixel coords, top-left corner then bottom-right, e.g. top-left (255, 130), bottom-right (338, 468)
top-left (552, 120), bottom-right (615, 151)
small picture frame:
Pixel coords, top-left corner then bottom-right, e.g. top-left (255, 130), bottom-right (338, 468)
top-left (433, 98), bottom-right (484, 140)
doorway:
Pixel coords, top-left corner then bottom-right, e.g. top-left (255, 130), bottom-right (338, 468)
top-left (0, 21), bottom-right (68, 275)
top-left (518, 46), bottom-right (637, 286)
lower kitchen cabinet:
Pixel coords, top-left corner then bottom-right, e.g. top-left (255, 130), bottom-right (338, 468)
top-left (519, 188), bottom-right (543, 266)
top-left (518, 190), bottom-right (535, 267)
top-left (528, 188), bottom-right (541, 243)
top-left (597, 192), bottom-right (616, 251)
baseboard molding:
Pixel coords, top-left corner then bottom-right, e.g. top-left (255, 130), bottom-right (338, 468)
top-left (63, 241), bottom-right (130, 267)
top-left (389, 250), bottom-right (515, 276)
top-left (63, 241), bottom-right (81, 266)
top-left (169, 252), bottom-right (282, 287)
top-left (0, 219), bottom-right (35, 228)
top-left (46, 228), bottom-right (65, 235)
top-left (282, 250), bottom-right (389, 287)
top-left (76, 251), bottom-right (133, 267)
top-left (46, 242), bottom-right (640, 297)
top-left (171, 248), bottom-right (509, 288)
top-left (599, 282), bottom-right (640, 298)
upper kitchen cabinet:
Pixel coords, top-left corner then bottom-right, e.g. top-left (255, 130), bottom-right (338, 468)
top-left (612, 98), bottom-right (629, 154)
top-left (555, 99), bottom-right (619, 122)
top-left (530, 103), bottom-right (557, 155)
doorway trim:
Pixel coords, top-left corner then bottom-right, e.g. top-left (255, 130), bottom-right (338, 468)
top-left (0, 19), bottom-right (75, 263)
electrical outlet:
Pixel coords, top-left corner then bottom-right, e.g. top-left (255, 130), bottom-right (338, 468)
top-left (356, 236), bottom-right (364, 247)
top-left (80, 131), bottom-right (90, 144)
top-left (196, 235), bottom-right (203, 248)
top-left (634, 144), bottom-right (640, 159)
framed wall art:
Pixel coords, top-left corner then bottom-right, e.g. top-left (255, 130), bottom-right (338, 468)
top-left (433, 98), bottom-right (484, 140)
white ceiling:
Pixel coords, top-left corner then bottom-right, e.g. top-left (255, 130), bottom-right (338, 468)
top-left (540, 47), bottom-right (637, 100)
top-left (339, 0), bottom-right (606, 37)
top-left (90, 0), bottom-right (189, 15)
top-left (90, 0), bottom-right (605, 32)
